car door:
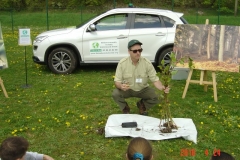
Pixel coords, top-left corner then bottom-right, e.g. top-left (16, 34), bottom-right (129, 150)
top-left (82, 13), bottom-right (130, 63)
top-left (128, 13), bottom-right (168, 62)
top-left (162, 15), bottom-right (177, 46)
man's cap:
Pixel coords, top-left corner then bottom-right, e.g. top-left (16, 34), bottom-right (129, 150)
top-left (128, 3), bottom-right (134, 7)
top-left (128, 39), bottom-right (142, 49)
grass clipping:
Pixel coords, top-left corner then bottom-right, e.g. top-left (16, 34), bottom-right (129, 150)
top-left (157, 52), bottom-right (193, 133)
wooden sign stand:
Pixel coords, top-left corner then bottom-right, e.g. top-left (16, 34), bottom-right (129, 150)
top-left (182, 69), bottom-right (217, 102)
top-left (0, 77), bottom-right (9, 98)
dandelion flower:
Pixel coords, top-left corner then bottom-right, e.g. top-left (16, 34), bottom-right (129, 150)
top-left (65, 122), bottom-right (70, 127)
top-left (210, 130), bottom-right (214, 134)
top-left (187, 142), bottom-right (192, 146)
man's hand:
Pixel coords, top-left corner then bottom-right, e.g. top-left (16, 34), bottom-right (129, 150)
top-left (114, 81), bottom-right (130, 91)
top-left (162, 86), bottom-right (170, 93)
top-left (121, 83), bottom-right (130, 91)
top-left (153, 80), bottom-right (170, 93)
top-left (43, 155), bottom-right (54, 160)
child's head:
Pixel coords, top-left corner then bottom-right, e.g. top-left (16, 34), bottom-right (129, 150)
top-left (126, 137), bottom-right (153, 160)
top-left (210, 151), bottom-right (235, 160)
top-left (0, 136), bottom-right (29, 160)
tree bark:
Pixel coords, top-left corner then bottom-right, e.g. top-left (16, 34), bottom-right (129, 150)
top-left (207, 25), bottom-right (211, 59)
top-left (198, 25), bottom-right (204, 55)
top-left (212, 25), bottom-right (216, 58)
top-left (232, 27), bottom-right (240, 63)
top-left (218, 25), bottom-right (225, 62)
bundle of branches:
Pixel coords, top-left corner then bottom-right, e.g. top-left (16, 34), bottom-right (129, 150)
top-left (157, 52), bottom-right (193, 133)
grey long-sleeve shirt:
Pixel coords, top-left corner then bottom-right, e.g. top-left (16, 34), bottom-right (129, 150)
top-left (0, 151), bottom-right (43, 160)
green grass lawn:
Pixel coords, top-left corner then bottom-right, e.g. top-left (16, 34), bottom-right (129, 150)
top-left (0, 10), bottom-right (240, 160)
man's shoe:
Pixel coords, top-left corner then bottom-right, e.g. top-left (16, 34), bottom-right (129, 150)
top-left (122, 104), bottom-right (130, 114)
top-left (137, 100), bottom-right (148, 116)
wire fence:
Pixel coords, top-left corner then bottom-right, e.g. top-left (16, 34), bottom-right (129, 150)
top-left (0, 4), bottom-right (239, 34)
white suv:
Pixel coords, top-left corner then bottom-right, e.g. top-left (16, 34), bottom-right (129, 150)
top-left (32, 8), bottom-right (187, 74)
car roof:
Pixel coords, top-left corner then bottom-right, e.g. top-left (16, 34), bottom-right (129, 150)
top-left (106, 8), bottom-right (184, 17)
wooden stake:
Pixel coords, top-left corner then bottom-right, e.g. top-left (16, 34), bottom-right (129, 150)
top-left (0, 77), bottom-right (9, 98)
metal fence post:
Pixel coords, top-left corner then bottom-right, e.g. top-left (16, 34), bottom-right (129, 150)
top-left (10, 8), bottom-right (14, 34)
top-left (80, 6), bottom-right (82, 24)
top-left (196, 7), bottom-right (198, 24)
top-left (218, 0), bottom-right (221, 24)
top-left (113, 0), bottom-right (116, 9)
top-left (46, 0), bottom-right (49, 30)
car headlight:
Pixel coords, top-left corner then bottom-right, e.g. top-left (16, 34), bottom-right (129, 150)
top-left (33, 36), bottom-right (48, 43)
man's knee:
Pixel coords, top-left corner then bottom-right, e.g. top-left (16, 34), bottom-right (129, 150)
top-left (143, 96), bottom-right (159, 107)
top-left (152, 97), bottom-right (159, 104)
top-left (150, 96), bottom-right (159, 102)
top-left (112, 89), bottom-right (120, 99)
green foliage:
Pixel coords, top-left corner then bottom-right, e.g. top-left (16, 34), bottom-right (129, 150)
top-left (10, 0), bottom-right (27, 11)
top-left (201, 0), bottom-right (213, 6)
top-left (201, 0), bottom-right (237, 14)
top-left (85, 0), bottom-right (101, 6)
top-left (67, 0), bottom-right (84, 8)
top-left (218, 6), bottom-right (234, 14)
top-left (174, 0), bottom-right (196, 7)
top-left (0, 0), bottom-right (10, 9)
top-left (0, 0), bottom-right (238, 15)
top-left (123, 0), bottom-right (131, 4)
top-left (85, 0), bottom-right (108, 6)
top-left (158, 52), bottom-right (194, 87)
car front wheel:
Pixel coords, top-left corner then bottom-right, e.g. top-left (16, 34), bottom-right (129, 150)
top-left (48, 47), bottom-right (77, 74)
top-left (158, 47), bottom-right (173, 67)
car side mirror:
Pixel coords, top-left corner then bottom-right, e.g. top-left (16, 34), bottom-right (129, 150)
top-left (88, 24), bottom-right (96, 31)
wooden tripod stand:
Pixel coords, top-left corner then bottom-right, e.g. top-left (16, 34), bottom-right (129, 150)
top-left (182, 69), bottom-right (217, 102)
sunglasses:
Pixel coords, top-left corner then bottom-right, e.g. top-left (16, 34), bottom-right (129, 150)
top-left (130, 48), bottom-right (143, 53)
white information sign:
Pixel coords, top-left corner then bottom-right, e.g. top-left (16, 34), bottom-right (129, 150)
top-left (18, 29), bottom-right (31, 46)
top-left (89, 40), bottom-right (119, 55)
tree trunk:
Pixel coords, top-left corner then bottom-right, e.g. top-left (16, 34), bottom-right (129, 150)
top-left (212, 25), bottom-right (216, 59)
top-left (198, 25), bottom-right (204, 55)
top-left (207, 25), bottom-right (211, 59)
top-left (218, 25), bottom-right (225, 62)
top-left (232, 27), bottom-right (240, 63)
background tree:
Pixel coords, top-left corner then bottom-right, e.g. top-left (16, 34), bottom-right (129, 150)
top-left (0, 0), bottom-right (238, 14)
